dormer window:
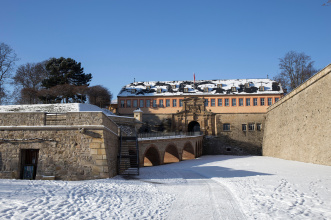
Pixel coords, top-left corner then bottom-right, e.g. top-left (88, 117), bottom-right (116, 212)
top-left (217, 84), bottom-right (222, 88)
top-left (172, 85), bottom-right (176, 89)
top-left (259, 86), bottom-right (265, 91)
top-left (231, 87), bottom-right (237, 92)
top-left (157, 88), bottom-right (162, 93)
top-left (184, 88), bottom-right (188, 93)
top-left (204, 87), bottom-right (209, 92)
top-left (131, 89), bottom-right (136, 94)
top-left (245, 83), bottom-right (250, 88)
top-left (146, 85), bottom-right (151, 90)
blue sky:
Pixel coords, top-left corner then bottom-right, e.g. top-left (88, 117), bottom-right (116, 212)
top-left (1, 0), bottom-right (330, 99)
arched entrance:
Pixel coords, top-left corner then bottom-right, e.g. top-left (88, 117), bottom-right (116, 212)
top-left (182, 142), bottom-right (195, 160)
top-left (144, 146), bottom-right (160, 166)
top-left (163, 144), bottom-right (180, 164)
top-left (188, 121), bottom-right (200, 132)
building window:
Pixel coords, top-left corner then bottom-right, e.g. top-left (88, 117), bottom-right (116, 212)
top-left (172, 85), bottom-right (176, 89)
top-left (139, 100), bottom-right (144, 108)
top-left (225, 98), bottom-right (229, 106)
top-left (146, 85), bottom-right (151, 90)
top-left (253, 98), bottom-right (258, 106)
top-left (242, 124), bottom-right (247, 131)
top-left (179, 99), bottom-right (183, 107)
top-left (248, 123), bottom-right (255, 131)
top-left (127, 100), bottom-right (131, 108)
top-left (259, 86), bottom-right (264, 91)
top-left (120, 100), bottom-right (125, 108)
top-left (232, 98), bottom-right (236, 106)
top-left (211, 99), bottom-right (215, 106)
top-left (152, 100), bottom-right (157, 108)
top-left (204, 87), bottom-right (208, 92)
top-left (268, 98), bottom-right (272, 106)
top-left (159, 99), bottom-right (164, 107)
top-left (223, 123), bottom-right (230, 131)
top-left (133, 100), bottom-right (138, 108)
top-left (131, 89), bottom-right (136, 94)
top-left (204, 99), bottom-right (209, 107)
top-left (218, 99), bottom-right (222, 106)
top-left (260, 98), bottom-right (265, 106)
top-left (157, 88), bottom-right (162, 93)
top-left (146, 100), bottom-right (151, 108)
top-left (173, 99), bottom-right (177, 107)
top-left (231, 87), bottom-right (237, 92)
top-left (184, 88), bottom-right (188, 93)
top-left (246, 98), bottom-right (251, 106)
top-left (239, 98), bottom-right (243, 106)
top-left (257, 123), bottom-right (262, 131)
top-left (275, 97), bottom-right (279, 102)
top-left (166, 99), bottom-right (170, 107)
top-left (217, 84), bottom-right (222, 88)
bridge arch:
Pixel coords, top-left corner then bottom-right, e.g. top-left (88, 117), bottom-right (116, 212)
top-left (163, 144), bottom-right (180, 164)
top-left (143, 145), bottom-right (160, 166)
top-left (182, 141), bottom-right (195, 160)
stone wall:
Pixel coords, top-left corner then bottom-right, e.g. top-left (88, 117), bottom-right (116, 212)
top-left (0, 112), bottom-right (119, 180)
top-left (263, 64), bottom-right (331, 166)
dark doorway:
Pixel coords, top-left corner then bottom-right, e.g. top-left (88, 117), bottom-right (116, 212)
top-left (20, 149), bottom-right (39, 180)
top-left (188, 121), bottom-right (200, 132)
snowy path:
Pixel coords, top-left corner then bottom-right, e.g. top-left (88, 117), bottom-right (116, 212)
top-left (0, 155), bottom-right (331, 219)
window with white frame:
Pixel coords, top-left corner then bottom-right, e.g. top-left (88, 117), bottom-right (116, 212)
top-left (139, 100), bottom-right (144, 108)
top-left (204, 99), bottom-right (209, 107)
top-left (260, 98), bottom-right (265, 106)
top-left (218, 99), bottom-right (222, 106)
top-left (257, 123), bottom-right (262, 131)
top-left (253, 98), bottom-right (258, 106)
top-left (166, 99), bottom-right (170, 107)
top-left (225, 98), bottom-right (229, 106)
top-left (152, 100), bottom-right (157, 108)
top-left (239, 98), bottom-right (243, 106)
top-left (268, 98), bottom-right (272, 106)
top-left (232, 98), bottom-right (236, 106)
top-left (211, 99), bottom-right (215, 106)
top-left (127, 100), bottom-right (131, 108)
top-left (133, 100), bottom-right (138, 108)
top-left (184, 88), bottom-right (188, 92)
top-left (120, 100), bottom-right (125, 108)
top-left (173, 99), bottom-right (177, 107)
top-left (223, 123), bottom-right (230, 131)
top-left (159, 99), bottom-right (164, 107)
top-left (242, 124), bottom-right (247, 131)
top-left (179, 99), bottom-right (183, 107)
top-left (246, 98), bottom-right (251, 106)
top-left (146, 100), bottom-right (151, 107)
top-left (275, 97), bottom-right (279, 102)
top-left (248, 123), bottom-right (255, 131)
top-left (157, 88), bottom-right (162, 93)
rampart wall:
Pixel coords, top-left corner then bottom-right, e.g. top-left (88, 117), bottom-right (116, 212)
top-left (263, 64), bottom-right (331, 165)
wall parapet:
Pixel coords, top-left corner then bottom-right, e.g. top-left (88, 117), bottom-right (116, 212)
top-left (267, 63), bottom-right (331, 112)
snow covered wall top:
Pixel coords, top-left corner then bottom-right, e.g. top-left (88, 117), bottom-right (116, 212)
top-left (118, 79), bottom-right (283, 97)
top-left (0, 103), bottom-right (114, 116)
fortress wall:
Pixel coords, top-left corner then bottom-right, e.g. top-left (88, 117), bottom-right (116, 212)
top-left (263, 64), bottom-right (331, 165)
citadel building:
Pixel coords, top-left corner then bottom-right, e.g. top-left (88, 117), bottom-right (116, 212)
top-left (117, 78), bottom-right (284, 155)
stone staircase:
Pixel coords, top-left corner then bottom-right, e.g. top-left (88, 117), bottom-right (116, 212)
top-left (118, 136), bottom-right (139, 175)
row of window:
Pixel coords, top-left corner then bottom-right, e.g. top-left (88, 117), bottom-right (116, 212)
top-left (120, 97), bottom-right (280, 108)
top-left (223, 123), bottom-right (262, 131)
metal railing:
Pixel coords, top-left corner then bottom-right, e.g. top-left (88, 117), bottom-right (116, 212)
top-left (138, 131), bottom-right (203, 139)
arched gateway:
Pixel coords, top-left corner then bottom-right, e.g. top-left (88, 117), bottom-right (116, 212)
top-left (188, 121), bottom-right (200, 132)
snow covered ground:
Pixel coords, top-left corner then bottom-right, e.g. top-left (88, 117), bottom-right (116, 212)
top-left (1, 155), bottom-right (330, 220)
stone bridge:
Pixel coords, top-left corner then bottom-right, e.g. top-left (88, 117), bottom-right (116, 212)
top-left (138, 135), bottom-right (204, 167)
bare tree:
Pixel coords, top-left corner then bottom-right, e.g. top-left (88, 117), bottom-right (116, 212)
top-left (12, 61), bottom-right (48, 104)
top-left (87, 85), bottom-right (112, 108)
top-left (323, 0), bottom-right (331, 6)
top-left (274, 51), bottom-right (317, 92)
top-left (0, 42), bottom-right (18, 103)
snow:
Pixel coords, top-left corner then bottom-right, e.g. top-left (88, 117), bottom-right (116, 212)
top-left (118, 79), bottom-right (283, 97)
top-left (0, 103), bottom-right (114, 116)
top-left (1, 155), bottom-right (330, 219)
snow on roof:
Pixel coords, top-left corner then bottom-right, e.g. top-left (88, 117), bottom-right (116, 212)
top-left (0, 103), bottom-right (114, 116)
top-left (118, 79), bottom-right (283, 97)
